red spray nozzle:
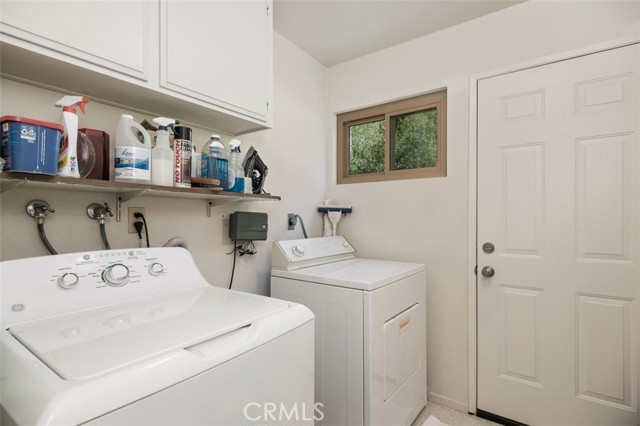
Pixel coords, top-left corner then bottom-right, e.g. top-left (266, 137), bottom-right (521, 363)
top-left (56, 96), bottom-right (90, 114)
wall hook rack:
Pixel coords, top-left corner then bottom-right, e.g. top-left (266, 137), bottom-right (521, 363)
top-left (317, 205), bottom-right (353, 215)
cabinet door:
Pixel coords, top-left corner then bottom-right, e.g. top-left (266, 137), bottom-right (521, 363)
top-left (161, 0), bottom-right (272, 124)
top-left (0, 1), bottom-right (152, 81)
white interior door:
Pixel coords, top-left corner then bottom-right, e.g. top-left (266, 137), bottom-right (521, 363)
top-left (477, 43), bottom-right (640, 426)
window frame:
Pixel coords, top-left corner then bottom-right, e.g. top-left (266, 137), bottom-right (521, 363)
top-left (337, 90), bottom-right (447, 184)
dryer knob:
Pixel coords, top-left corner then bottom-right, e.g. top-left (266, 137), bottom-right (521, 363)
top-left (57, 273), bottom-right (79, 290)
top-left (103, 264), bottom-right (130, 287)
top-left (292, 245), bottom-right (305, 257)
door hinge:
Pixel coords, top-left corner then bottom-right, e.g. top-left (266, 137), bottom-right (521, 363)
top-left (474, 265), bottom-right (478, 275)
top-left (266, 101), bottom-right (270, 111)
top-left (266, 4), bottom-right (270, 15)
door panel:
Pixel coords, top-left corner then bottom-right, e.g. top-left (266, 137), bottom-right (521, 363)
top-left (498, 285), bottom-right (544, 386)
top-left (477, 43), bottom-right (639, 426)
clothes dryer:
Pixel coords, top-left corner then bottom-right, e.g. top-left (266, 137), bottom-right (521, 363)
top-left (271, 236), bottom-right (426, 426)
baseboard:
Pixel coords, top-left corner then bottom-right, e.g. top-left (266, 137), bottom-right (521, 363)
top-left (427, 392), bottom-right (468, 413)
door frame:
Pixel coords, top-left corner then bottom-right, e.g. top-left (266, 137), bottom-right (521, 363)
top-left (466, 34), bottom-right (640, 414)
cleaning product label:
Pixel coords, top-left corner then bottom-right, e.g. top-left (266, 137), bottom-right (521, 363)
top-left (57, 136), bottom-right (79, 174)
top-left (173, 139), bottom-right (192, 188)
top-left (114, 146), bottom-right (150, 180)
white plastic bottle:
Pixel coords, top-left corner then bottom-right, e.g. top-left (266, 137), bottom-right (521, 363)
top-left (228, 139), bottom-right (244, 193)
top-left (114, 114), bottom-right (152, 184)
top-left (151, 117), bottom-right (175, 186)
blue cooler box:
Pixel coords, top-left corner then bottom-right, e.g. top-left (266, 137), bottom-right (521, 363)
top-left (1, 115), bottom-right (62, 175)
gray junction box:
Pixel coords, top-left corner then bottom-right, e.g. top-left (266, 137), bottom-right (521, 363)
top-left (229, 212), bottom-right (268, 241)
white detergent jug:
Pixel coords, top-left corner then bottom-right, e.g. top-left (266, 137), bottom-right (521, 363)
top-left (114, 114), bottom-right (152, 184)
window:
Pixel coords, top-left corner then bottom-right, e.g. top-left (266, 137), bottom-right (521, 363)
top-left (337, 90), bottom-right (446, 184)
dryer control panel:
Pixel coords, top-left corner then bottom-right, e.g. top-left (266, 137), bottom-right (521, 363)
top-left (272, 236), bottom-right (356, 270)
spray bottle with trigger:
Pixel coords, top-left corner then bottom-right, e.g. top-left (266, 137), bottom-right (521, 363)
top-left (151, 117), bottom-right (175, 186)
top-left (228, 139), bottom-right (244, 193)
top-left (55, 96), bottom-right (90, 178)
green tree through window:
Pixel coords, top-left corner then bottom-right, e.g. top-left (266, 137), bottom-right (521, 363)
top-left (349, 119), bottom-right (385, 175)
top-left (392, 108), bottom-right (437, 170)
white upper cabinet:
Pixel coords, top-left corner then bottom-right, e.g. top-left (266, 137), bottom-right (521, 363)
top-left (0, 1), bottom-right (153, 81)
top-left (161, 0), bottom-right (272, 123)
top-left (0, 1), bottom-right (273, 134)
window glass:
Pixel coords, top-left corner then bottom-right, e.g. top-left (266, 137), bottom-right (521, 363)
top-left (391, 108), bottom-right (437, 171)
top-left (349, 119), bottom-right (385, 175)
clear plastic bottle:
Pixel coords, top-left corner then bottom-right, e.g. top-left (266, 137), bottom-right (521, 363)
top-left (206, 135), bottom-right (227, 190)
top-left (228, 139), bottom-right (244, 193)
top-left (191, 143), bottom-right (201, 178)
top-left (201, 144), bottom-right (209, 181)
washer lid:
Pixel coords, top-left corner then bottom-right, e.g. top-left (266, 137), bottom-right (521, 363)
top-left (271, 258), bottom-right (424, 291)
top-left (8, 286), bottom-right (289, 380)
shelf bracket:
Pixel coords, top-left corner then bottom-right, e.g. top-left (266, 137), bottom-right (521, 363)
top-left (206, 195), bottom-right (246, 217)
top-left (119, 190), bottom-right (148, 203)
top-left (0, 178), bottom-right (28, 194)
top-left (116, 190), bottom-right (148, 222)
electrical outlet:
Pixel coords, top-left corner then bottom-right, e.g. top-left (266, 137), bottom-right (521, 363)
top-left (128, 207), bottom-right (146, 234)
top-left (288, 213), bottom-right (296, 230)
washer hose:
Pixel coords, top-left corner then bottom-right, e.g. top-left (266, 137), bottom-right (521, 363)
top-left (100, 222), bottom-right (111, 250)
top-left (37, 222), bottom-right (58, 255)
top-left (295, 214), bottom-right (308, 239)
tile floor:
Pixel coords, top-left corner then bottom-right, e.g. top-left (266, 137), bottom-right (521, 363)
top-left (412, 402), bottom-right (499, 426)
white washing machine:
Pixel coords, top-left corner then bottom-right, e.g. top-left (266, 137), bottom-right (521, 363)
top-left (0, 247), bottom-right (314, 426)
top-left (271, 236), bottom-right (426, 426)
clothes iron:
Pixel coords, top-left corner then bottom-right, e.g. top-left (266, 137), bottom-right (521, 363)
top-left (242, 146), bottom-right (269, 194)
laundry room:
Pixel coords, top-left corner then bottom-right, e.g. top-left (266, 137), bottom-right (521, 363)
top-left (1, 1), bottom-right (639, 426)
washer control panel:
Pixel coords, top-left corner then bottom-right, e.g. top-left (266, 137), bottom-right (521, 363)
top-left (48, 249), bottom-right (167, 291)
top-left (1, 247), bottom-right (208, 326)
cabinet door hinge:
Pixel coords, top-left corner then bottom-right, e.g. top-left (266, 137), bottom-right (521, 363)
top-left (266, 101), bottom-right (270, 111)
top-left (266, 4), bottom-right (270, 15)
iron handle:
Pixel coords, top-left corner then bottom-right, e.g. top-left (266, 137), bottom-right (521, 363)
top-left (481, 266), bottom-right (495, 278)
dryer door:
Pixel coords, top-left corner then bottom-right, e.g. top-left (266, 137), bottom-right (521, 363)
top-left (383, 303), bottom-right (420, 400)
top-left (365, 270), bottom-right (426, 426)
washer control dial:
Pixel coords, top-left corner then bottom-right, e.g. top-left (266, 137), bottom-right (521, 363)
top-left (149, 262), bottom-right (164, 276)
top-left (292, 245), bottom-right (305, 257)
top-left (102, 264), bottom-right (130, 287)
top-left (57, 273), bottom-right (79, 290)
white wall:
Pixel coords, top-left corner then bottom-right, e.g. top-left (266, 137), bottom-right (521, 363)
top-left (0, 32), bottom-right (328, 296)
top-left (326, 1), bottom-right (640, 411)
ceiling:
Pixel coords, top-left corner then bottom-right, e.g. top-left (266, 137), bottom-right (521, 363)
top-left (273, 0), bottom-right (525, 67)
